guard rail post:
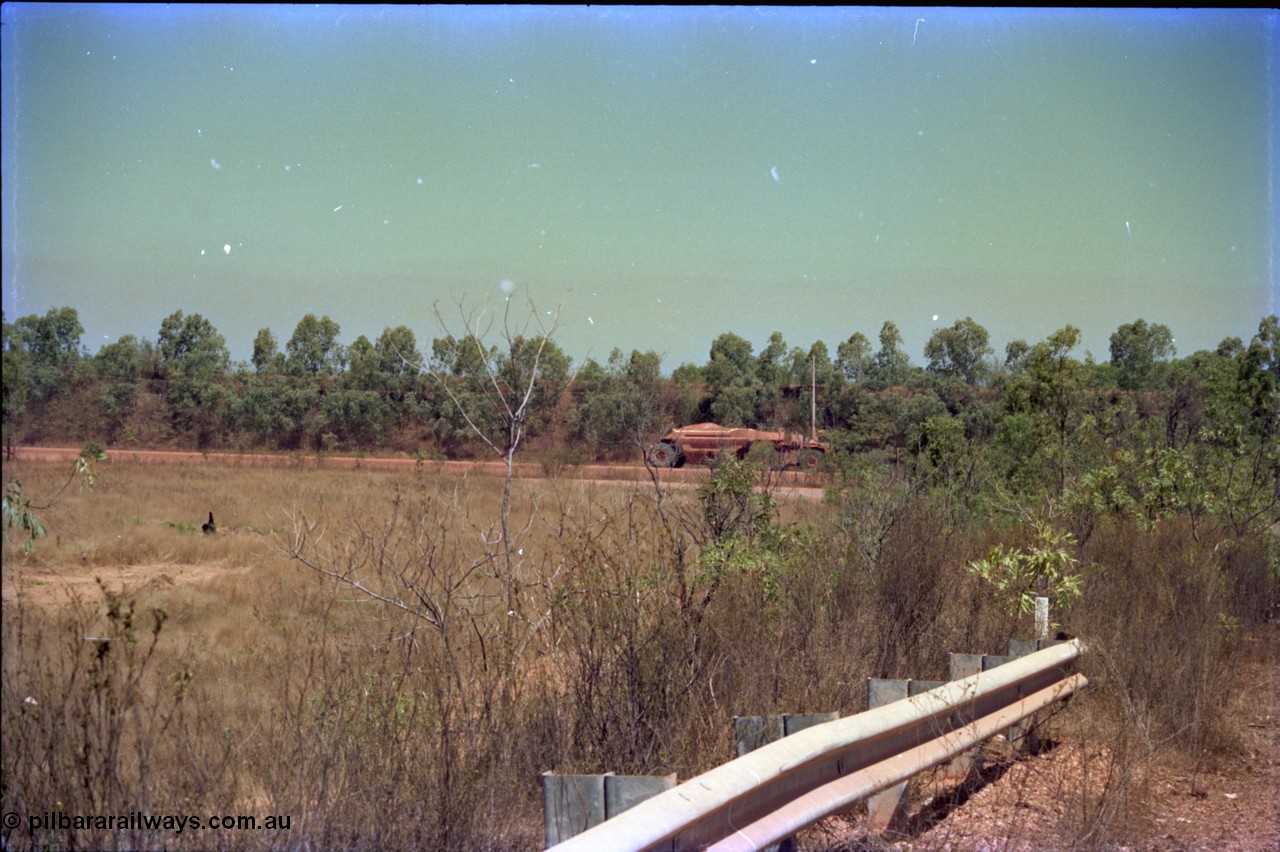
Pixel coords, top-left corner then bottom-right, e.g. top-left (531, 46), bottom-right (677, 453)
top-left (548, 638), bottom-right (1085, 852)
top-left (542, 772), bottom-right (678, 847)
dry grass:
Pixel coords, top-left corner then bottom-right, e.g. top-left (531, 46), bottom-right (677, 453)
top-left (2, 459), bottom-right (1274, 850)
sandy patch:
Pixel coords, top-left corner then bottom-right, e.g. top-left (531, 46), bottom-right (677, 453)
top-left (2, 561), bottom-right (253, 608)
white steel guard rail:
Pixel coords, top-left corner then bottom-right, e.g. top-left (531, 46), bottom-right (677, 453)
top-left (549, 638), bottom-right (1085, 852)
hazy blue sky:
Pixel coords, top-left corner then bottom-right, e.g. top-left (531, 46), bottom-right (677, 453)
top-left (3, 5), bottom-right (1276, 369)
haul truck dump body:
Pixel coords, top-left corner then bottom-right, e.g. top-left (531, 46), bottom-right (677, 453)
top-left (647, 423), bottom-right (829, 470)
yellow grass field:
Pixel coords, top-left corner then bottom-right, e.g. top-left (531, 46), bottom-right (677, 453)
top-left (2, 456), bottom-right (835, 849)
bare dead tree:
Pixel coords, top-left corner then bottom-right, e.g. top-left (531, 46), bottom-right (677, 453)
top-left (418, 296), bottom-right (566, 650)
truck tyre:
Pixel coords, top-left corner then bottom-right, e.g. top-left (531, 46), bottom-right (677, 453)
top-left (797, 449), bottom-right (822, 470)
top-left (648, 442), bottom-right (681, 468)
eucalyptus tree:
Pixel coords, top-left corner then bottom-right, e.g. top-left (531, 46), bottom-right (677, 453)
top-left (873, 320), bottom-right (910, 387)
top-left (1004, 339), bottom-right (1031, 375)
top-left (1109, 318), bottom-right (1175, 390)
top-left (285, 313), bottom-right (345, 377)
top-left (157, 310), bottom-right (232, 446)
top-left (158, 310), bottom-right (229, 377)
top-left (835, 331), bottom-right (873, 384)
top-left (321, 334), bottom-right (395, 448)
top-left (498, 331), bottom-right (572, 435)
top-left (924, 316), bottom-right (993, 385)
top-left (670, 361), bottom-right (708, 426)
top-left (1062, 318), bottom-right (1278, 545)
top-left (13, 306), bottom-right (84, 366)
top-left (755, 331), bottom-right (789, 426)
top-left (1239, 314), bottom-right (1278, 431)
top-left (10, 306), bottom-right (86, 406)
top-left (786, 340), bottom-right (836, 432)
top-left (1, 312), bottom-right (28, 427)
top-left (616, 348), bottom-right (667, 445)
top-left (1005, 325), bottom-right (1087, 496)
top-left (1203, 315), bottom-right (1280, 536)
top-left (704, 332), bottom-right (759, 426)
top-left (344, 335), bottom-right (379, 388)
top-left (251, 327), bottom-right (283, 373)
top-left (374, 325), bottom-right (422, 395)
top-left (570, 348), bottom-right (666, 458)
top-left (93, 335), bottom-right (147, 442)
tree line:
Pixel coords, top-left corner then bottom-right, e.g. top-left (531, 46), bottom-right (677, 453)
top-left (3, 305), bottom-right (1277, 524)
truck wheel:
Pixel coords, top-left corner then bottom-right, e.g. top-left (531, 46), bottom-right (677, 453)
top-left (797, 449), bottom-right (822, 470)
top-left (648, 442), bottom-right (680, 468)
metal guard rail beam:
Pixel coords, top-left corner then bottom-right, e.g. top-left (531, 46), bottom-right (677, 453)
top-left (550, 638), bottom-right (1086, 851)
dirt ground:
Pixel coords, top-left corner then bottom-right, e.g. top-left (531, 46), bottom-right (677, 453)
top-left (2, 560), bottom-right (255, 608)
top-left (798, 627), bottom-right (1280, 851)
top-left (7, 445), bottom-right (828, 501)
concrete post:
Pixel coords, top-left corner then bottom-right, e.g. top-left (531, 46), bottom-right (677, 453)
top-left (733, 714), bottom-right (786, 758)
top-left (1004, 636), bottom-right (1068, 753)
top-left (1035, 596), bottom-right (1050, 640)
top-left (604, 774), bottom-right (678, 819)
top-left (783, 712), bottom-right (839, 736)
top-left (866, 679), bottom-right (911, 834)
top-left (541, 772), bottom-right (608, 848)
top-left (946, 653), bottom-right (985, 779)
top-left (543, 772), bottom-right (679, 846)
top-left (732, 712), bottom-right (838, 851)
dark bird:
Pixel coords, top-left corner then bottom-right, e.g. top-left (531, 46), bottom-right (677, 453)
top-left (202, 512), bottom-right (216, 534)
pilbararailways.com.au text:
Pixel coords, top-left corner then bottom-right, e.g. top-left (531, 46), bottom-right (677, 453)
top-left (9, 810), bottom-right (291, 835)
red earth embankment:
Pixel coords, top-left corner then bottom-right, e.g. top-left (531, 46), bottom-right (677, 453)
top-left (8, 446), bottom-right (828, 497)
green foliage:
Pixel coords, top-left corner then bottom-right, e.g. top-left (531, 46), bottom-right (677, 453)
top-left (286, 313), bottom-right (346, 376)
top-left (500, 334), bottom-right (572, 423)
top-left (233, 381), bottom-right (318, 450)
top-left (569, 348), bottom-right (667, 457)
top-left (425, 324), bottom-right (571, 456)
top-left (251, 327), bottom-right (283, 373)
top-left (873, 320), bottom-right (910, 386)
top-left (696, 456), bottom-right (775, 544)
top-left (158, 310), bottom-right (229, 377)
top-left (1109, 318), bottom-right (1175, 390)
top-left (914, 413), bottom-right (970, 479)
top-left (93, 334), bottom-right (146, 381)
top-left (6, 306), bottom-right (86, 410)
top-left (693, 457), bottom-right (795, 610)
top-left (1004, 325), bottom-right (1088, 495)
top-left (93, 335), bottom-right (147, 441)
top-left (3, 448), bottom-right (103, 552)
top-left (2, 311), bottom-right (31, 425)
top-left (836, 331), bottom-right (873, 383)
top-left (321, 390), bottom-right (394, 449)
top-left (786, 340), bottom-right (836, 433)
top-left (924, 316), bottom-right (993, 385)
top-left (4, 303), bottom-right (1277, 548)
top-left (156, 311), bottom-right (233, 447)
top-left (704, 332), bottom-right (759, 426)
top-left (375, 325), bottom-right (420, 373)
top-left (2, 480), bottom-right (47, 552)
top-left (13, 306), bottom-right (84, 367)
top-left (1004, 339), bottom-right (1031, 374)
top-left (967, 520), bottom-right (1093, 620)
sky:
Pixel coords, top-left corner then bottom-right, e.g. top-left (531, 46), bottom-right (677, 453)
top-left (2, 5), bottom-right (1276, 371)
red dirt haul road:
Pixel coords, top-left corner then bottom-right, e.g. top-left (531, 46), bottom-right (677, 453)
top-left (7, 446), bottom-right (828, 500)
